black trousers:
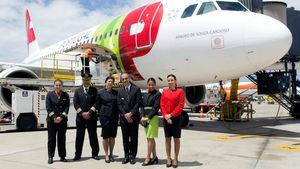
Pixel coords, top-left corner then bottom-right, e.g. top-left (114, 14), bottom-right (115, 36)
top-left (47, 122), bottom-right (67, 158)
top-left (80, 57), bottom-right (90, 74)
top-left (75, 119), bottom-right (99, 157)
top-left (120, 122), bottom-right (139, 158)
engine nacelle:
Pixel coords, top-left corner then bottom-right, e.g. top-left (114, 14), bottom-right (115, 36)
top-left (0, 67), bottom-right (38, 111)
top-left (184, 85), bottom-right (206, 107)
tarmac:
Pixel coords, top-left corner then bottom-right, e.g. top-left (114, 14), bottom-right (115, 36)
top-left (0, 103), bottom-right (299, 169)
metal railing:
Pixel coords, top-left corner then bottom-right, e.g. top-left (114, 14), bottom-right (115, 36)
top-left (246, 73), bottom-right (293, 111)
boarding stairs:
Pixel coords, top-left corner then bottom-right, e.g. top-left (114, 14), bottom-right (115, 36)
top-left (246, 73), bottom-right (293, 111)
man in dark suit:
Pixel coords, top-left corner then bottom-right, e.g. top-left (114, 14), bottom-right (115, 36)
top-left (117, 73), bottom-right (142, 164)
top-left (73, 73), bottom-right (100, 161)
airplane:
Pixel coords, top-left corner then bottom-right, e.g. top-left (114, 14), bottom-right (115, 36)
top-left (223, 82), bottom-right (257, 100)
top-left (199, 81), bottom-right (257, 105)
top-left (0, 0), bottom-right (292, 112)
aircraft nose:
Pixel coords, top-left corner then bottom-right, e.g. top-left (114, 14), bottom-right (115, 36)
top-left (244, 13), bottom-right (292, 69)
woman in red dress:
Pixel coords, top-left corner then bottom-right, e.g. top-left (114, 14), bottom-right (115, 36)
top-left (160, 74), bottom-right (185, 168)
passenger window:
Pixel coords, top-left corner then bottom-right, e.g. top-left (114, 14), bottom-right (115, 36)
top-left (104, 33), bottom-right (107, 39)
top-left (115, 29), bottom-right (118, 35)
top-left (197, 2), bottom-right (217, 15)
top-left (217, 1), bottom-right (248, 11)
top-left (95, 36), bottom-right (98, 42)
top-left (99, 35), bottom-right (102, 40)
top-left (109, 31), bottom-right (112, 37)
top-left (181, 4), bottom-right (198, 18)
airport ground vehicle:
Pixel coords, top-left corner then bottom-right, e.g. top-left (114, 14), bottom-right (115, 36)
top-left (0, 78), bottom-right (81, 131)
top-left (10, 90), bottom-right (77, 131)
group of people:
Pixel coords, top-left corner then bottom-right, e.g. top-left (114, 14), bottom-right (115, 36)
top-left (46, 72), bottom-right (185, 168)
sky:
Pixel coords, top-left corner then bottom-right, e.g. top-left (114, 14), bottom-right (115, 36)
top-left (0, 0), bottom-right (299, 63)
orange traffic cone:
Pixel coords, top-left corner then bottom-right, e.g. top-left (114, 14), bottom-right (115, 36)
top-left (200, 106), bottom-right (204, 118)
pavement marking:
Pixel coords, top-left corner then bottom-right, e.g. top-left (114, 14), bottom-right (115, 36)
top-left (213, 136), bottom-right (233, 141)
top-left (213, 131), bottom-right (300, 143)
top-left (274, 145), bottom-right (300, 152)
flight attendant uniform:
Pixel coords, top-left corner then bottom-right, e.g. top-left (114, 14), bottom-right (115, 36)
top-left (46, 90), bottom-right (70, 160)
top-left (141, 89), bottom-right (161, 138)
top-left (96, 88), bottom-right (119, 139)
top-left (160, 88), bottom-right (185, 138)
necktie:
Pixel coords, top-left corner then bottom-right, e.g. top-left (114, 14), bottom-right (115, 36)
top-left (57, 92), bottom-right (61, 99)
top-left (85, 87), bottom-right (88, 94)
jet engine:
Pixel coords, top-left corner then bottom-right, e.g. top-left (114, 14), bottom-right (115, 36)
top-left (0, 67), bottom-right (38, 111)
top-left (184, 85), bottom-right (206, 107)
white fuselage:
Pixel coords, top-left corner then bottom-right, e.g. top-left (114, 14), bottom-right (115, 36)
top-left (133, 0), bottom-right (292, 87)
top-left (22, 0), bottom-right (292, 88)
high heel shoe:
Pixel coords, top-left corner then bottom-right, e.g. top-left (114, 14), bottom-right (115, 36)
top-left (109, 155), bottom-right (115, 162)
top-left (105, 156), bottom-right (110, 163)
top-left (166, 159), bottom-right (172, 168)
top-left (172, 160), bottom-right (178, 168)
top-left (142, 158), bottom-right (152, 166)
top-left (151, 156), bottom-right (158, 164)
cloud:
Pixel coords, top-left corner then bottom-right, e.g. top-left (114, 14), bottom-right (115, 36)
top-left (0, 0), bottom-right (155, 63)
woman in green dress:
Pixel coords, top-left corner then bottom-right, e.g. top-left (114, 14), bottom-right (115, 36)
top-left (140, 77), bottom-right (161, 166)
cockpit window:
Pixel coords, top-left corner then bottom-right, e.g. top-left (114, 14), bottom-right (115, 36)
top-left (181, 4), bottom-right (198, 18)
top-left (216, 1), bottom-right (248, 11)
top-left (197, 1), bottom-right (217, 15)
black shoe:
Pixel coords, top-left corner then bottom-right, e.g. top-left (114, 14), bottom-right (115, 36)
top-left (122, 156), bottom-right (130, 164)
top-left (151, 156), bottom-right (158, 164)
top-left (48, 157), bottom-right (53, 164)
top-left (92, 155), bottom-right (100, 160)
top-left (172, 160), bottom-right (178, 168)
top-left (60, 158), bottom-right (68, 162)
top-left (105, 156), bottom-right (110, 163)
top-left (166, 159), bottom-right (172, 168)
top-left (109, 155), bottom-right (115, 162)
top-left (73, 156), bottom-right (81, 161)
top-left (130, 157), bottom-right (136, 165)
top-left (142, 158), bottom-right (152, 166)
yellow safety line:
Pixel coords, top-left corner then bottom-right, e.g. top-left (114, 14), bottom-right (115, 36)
top-left (213, 131), bottom-right (300, 143)
top-left (274, 145), bottom-right (300, 152)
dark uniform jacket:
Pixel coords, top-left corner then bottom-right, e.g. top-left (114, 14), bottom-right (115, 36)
top-left (96, 89), bottom-right (119, 118)
top-left (117, 83), bottom-right (142, 124)
top-left (74, 86), bottom-right (98, 121)
top-left (46, 91), bottom-right (70, 123)
top-left (141, 90), bottom-right (161, 120)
